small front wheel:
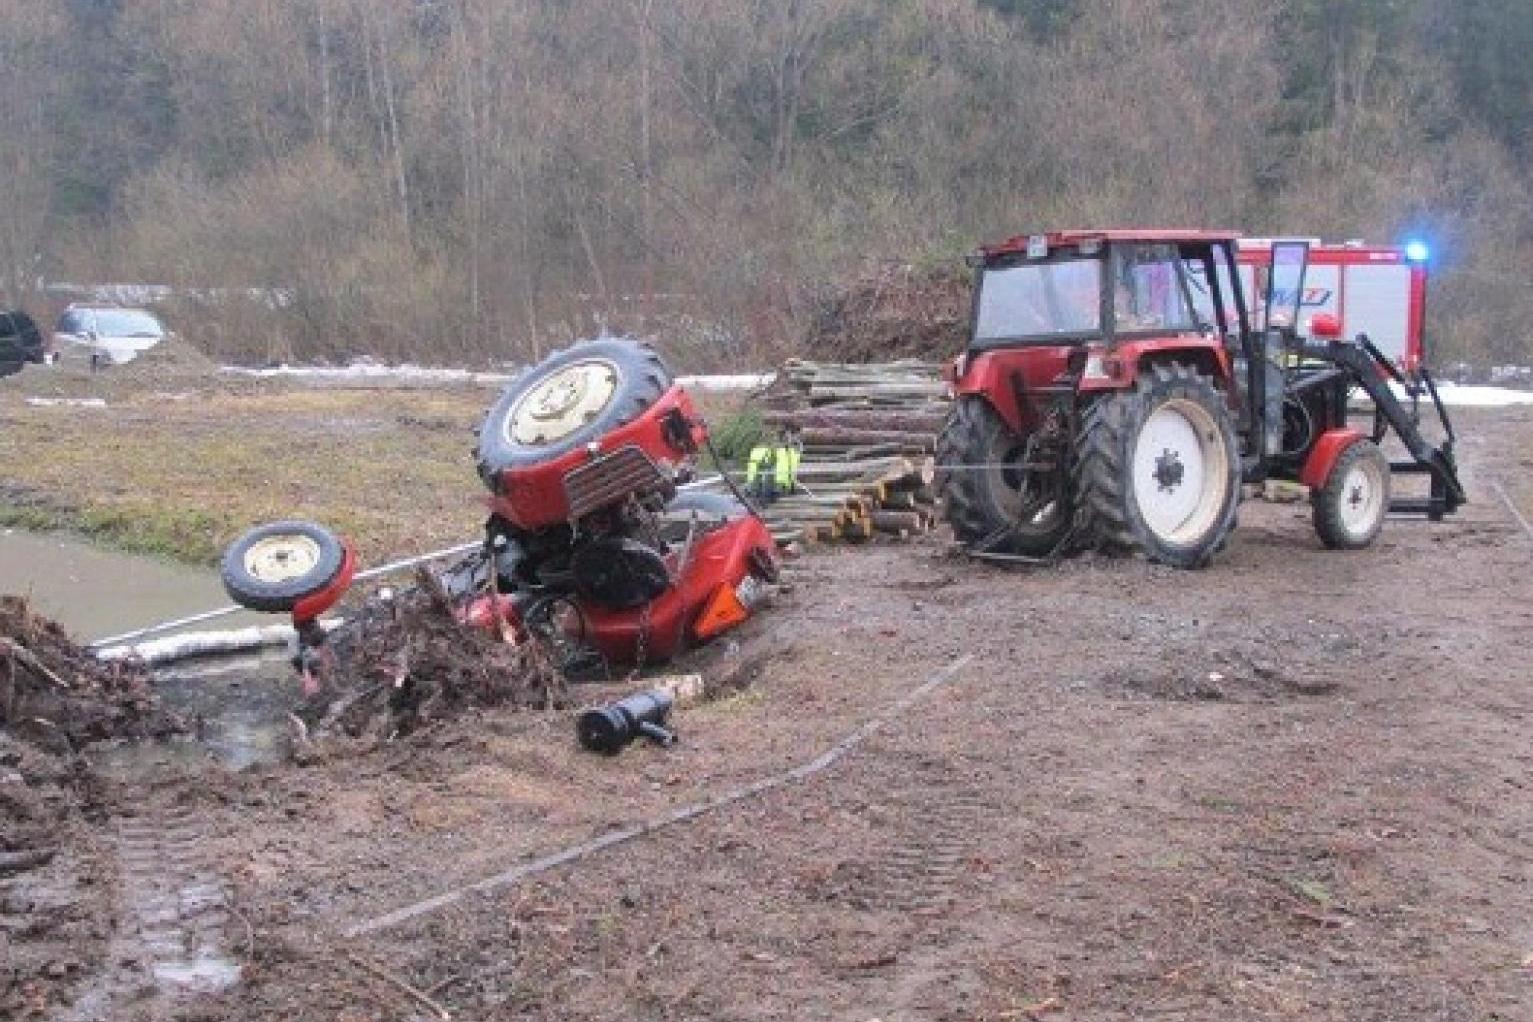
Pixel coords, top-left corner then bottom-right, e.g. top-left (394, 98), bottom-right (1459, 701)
top-left (1312, 440), bottom-right (1389, 549)
top-left (221, 520), bottom-right (350, 612)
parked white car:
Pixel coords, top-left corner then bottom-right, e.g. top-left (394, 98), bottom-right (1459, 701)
top-left (52, 304), bottom-right (167, 367)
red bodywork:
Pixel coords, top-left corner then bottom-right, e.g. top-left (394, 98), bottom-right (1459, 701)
top-left (953, 230), bottom-right (1242, 434)
top-left (485, 384), bottom-right (704, 531)
top-left (291, 543), bottom-right (357, 624)
top-left (953, 339), bottom-right (1234, 435)
top-left (460, 512), bottom-right (777, 663)
top-left (577, 512), bottom-right (775, 662)
top-left (1299, 428), bottom-right (1366, 490)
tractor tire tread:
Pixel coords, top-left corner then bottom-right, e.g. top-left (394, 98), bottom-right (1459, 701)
top-left (1073, 363), bottom-right (1239, 568)
top-left (1312, 439), bottom-right (1389, 549)
top-left (936, 397), bottom-right (1069, 555)
top-left (475, 339), bottom-right (672, 488)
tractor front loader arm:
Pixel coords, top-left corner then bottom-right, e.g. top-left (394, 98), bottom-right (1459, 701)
top-left (1302, 337), bottom-right (1466, 520)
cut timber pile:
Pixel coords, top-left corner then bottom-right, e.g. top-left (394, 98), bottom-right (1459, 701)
top-left (753, 359), bottom-right (948, 544)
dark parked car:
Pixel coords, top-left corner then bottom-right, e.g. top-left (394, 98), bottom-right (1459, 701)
top-left (0, 309), bottom-right (46, 376)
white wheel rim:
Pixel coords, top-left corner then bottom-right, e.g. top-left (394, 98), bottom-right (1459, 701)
top-left (243, 534), bottom-right (323, 584)
top-left (1132, 398), bottom-right (1229, 544)
top-left (1337, 456), bottom-right (1385, 538)
top-left (506, 359), bottom-right (620, 445)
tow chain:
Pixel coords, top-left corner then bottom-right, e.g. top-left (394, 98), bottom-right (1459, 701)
top-left (632, 601), bottom-right (651, 676)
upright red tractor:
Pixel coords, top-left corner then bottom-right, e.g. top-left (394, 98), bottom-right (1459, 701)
top-left (938, 231), bottom-right (1464, 567)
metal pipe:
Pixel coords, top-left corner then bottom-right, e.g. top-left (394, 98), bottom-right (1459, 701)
top-left (85, 540), bottom-right (481, 650)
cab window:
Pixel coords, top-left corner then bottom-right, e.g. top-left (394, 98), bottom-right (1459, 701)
top-left (1110, 244), bottom-right (1200, 333)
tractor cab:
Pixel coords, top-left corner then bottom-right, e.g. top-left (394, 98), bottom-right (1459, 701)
top-left (969, 230), bottom-right (1250, 353)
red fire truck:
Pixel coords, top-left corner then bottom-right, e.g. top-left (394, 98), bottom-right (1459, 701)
top-left (1232, 238), bottom-right (1429, 372)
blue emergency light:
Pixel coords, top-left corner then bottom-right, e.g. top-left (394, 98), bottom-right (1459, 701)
top-left (1404, 240), bottom-right (1430, 263)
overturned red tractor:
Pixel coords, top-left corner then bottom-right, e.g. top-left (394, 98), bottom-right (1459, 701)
top-left (938, 231), bottom-right (1464, 567)
top-left (221, 338), bottom-right (778, 676)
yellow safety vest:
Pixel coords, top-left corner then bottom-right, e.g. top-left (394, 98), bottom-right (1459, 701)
top-left (746, 445), bottom-right (800, 490)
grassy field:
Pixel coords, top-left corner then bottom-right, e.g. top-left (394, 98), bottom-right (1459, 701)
top-left (0, 366), bottom-right (752, 566)
top-left (0, 378), bottom-right (496, 564)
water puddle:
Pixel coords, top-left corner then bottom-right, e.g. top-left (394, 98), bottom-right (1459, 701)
top-left (91, 650), bottom-right (298, 776)
top-left (0, 528), bottom-right (269, 643)
top-left (1, 528), bottom-right (297, 771)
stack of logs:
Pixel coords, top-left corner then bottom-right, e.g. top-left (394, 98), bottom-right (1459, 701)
top-left (749, 359), bottom-right (949, 545)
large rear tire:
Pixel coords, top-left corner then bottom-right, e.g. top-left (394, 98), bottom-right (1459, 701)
top-left (475, 338), bottom-right (670, 488)
top-left (1075, 364), bottom-right (1240, 569)
top-left (936, 397), bottom-right (1070, 555)
top-left (1312, 440), bottom-right (1389, 549)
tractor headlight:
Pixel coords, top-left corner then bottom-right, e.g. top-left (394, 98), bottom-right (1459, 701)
top-left (1082, 353), bottom-right (1108, 380)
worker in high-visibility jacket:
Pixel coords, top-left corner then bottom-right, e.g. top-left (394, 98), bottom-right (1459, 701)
top-left (745, 440), bottom-right (801, 503)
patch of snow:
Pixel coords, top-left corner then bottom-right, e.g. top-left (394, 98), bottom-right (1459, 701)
top-left (675, 373), bottom-right (775, 392)
top-left (24, 397), bottom-right (108, 408)
top-left (220, 363), bottom-right (514, 385)
top-left (1391, 382), bottom-right (1533, 407)
top-left (220, 363), bottom-right (776, 392)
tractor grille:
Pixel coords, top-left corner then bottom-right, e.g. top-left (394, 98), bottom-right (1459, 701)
top-left (563, 444), bottom-right (668, 519)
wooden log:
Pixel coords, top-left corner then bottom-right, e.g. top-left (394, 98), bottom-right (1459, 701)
top-left (0, 848), bottom-right (56, 876)
top-left (762, 409), bottom-right (950, 433)
top-left (800, 443), bottom-right (906, 461)
top-left (800, 427), bottom-right (938, 448)
top-left (870, 510), bottom-right (927, 532)
top-left (841, 518), bottom-right (873, 541)
top-left (881, 458), bottom-right (936, 490)
top-left (793, 457), bottom-right (913, 483)
top-left (808, 383), bottom-right (948, 400)
top-left (771, 496), bottom-right (869, 511)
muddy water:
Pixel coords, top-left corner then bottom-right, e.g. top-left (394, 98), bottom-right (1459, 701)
top-left (0, 528), bottom-right (271, 643)
top-left (2, 528), bottom-right (299, 771)
top-left (3, 532), bottom-right (299, 1006)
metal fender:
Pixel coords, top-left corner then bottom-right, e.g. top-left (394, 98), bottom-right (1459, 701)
top-left (290, 542), bottom-right (358, 624)
top-left (1299, 428), bottom-right (1367, 490)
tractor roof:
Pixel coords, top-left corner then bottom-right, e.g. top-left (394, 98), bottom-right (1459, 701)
top-left (982, 229), bottom-right (1240, 258)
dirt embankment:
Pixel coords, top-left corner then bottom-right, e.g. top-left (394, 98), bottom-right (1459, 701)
top-left (805, 262), bottom-right (970, 362)
top-left (1, 597), bottom-right (175, 751)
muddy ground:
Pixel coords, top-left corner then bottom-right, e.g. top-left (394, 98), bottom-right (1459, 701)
top-left (3, 405), bottom-right (1530, 1021)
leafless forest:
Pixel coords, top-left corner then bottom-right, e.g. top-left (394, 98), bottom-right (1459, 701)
top-left (1, 0), bottom-right (1530, 367)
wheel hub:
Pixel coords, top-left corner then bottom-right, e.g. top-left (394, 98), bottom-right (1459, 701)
top-left (1153, 448), bottom-right (1185, 492)
top-left (1338, 461), bottom-right (1382, 534)
top-left (242, 534), bottom-right (322, 584)
top-left (507, 360), bottom-right (620, 445)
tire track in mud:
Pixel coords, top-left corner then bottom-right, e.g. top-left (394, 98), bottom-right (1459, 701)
top-left (844, 781), bottom-right (994, 913)
top-left (115, 806), bottom-right (241, 993)
top-left (63, 801), bottom-right (241, 1019)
